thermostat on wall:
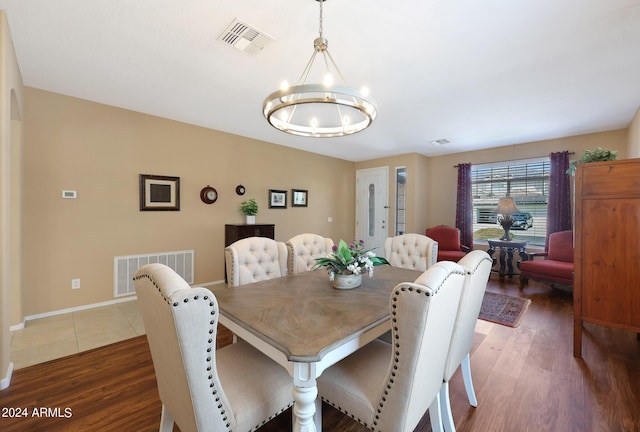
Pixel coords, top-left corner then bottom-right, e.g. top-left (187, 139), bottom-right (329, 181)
top-left (62, 190), bottom-right (77, 199)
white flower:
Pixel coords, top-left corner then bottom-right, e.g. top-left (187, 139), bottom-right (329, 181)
top-left (347, 264), bottom-right (362, 275)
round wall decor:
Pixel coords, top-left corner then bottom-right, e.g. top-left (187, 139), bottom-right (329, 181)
top-left (200, 186), bottom-right (218, 204)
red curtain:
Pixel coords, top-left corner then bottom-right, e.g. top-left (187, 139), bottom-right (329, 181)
top-left (455, 163), bottom-right (473, 250)
top-left (546, 151), bottom-right (572, 248)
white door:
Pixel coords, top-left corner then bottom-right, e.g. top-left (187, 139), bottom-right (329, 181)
top-left (355, 167), bottom-right (389, 255)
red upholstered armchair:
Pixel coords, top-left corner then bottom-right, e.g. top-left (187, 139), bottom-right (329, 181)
top-left (425, 225), bottom-right (471, 262)
top-left (518, 230), bottom-right (574, 289)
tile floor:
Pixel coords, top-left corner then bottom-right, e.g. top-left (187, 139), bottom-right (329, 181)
top-left (9, 300), bottom-right (145, 370)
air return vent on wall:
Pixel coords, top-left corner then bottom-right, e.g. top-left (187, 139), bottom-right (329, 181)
top-left (218, 18), bottom-right (274, 56)
top-left (113, 250), bottom-right (194, 297)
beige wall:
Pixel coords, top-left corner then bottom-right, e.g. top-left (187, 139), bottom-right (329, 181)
top-left (426, 129), bottom-right (629, 227)
top-left (22, 88), bottom-right (356, 317)
top-left (19, 88), bottom-right (633, 323)
top-left (353, 129), bottom-right (629, 234)
top-left (1, 10), bottom-right (24, 388)
top-left (628, 106), bottom-right (640, 158)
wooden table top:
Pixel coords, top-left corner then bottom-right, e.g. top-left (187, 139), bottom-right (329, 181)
top-left (215, 266), bottom-right (422, 362)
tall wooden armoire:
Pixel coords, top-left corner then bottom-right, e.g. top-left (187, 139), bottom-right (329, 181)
top-left (574, 158), bottom-right (640, 357)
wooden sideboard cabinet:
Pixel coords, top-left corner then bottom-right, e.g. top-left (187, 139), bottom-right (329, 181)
top-left (224, 224), bottom-right (275, 247)
top-left (573, 158), bottom-right (640, 357)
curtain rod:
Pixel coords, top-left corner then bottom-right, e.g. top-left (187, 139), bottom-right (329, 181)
top-left (453, 152), bottom-right (575, 168)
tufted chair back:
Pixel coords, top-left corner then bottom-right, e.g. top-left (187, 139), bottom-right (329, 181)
top-left (133, 263), bottom-right (293, 432)
top-left (286, 233), bottom-right (334, 274)
top-left (318, 261), bottom-right (465, 432)
top-left (384, 233), bottom-right (438, 271)
top-left (438, 250), bottom-right (493, 432)
top-left (225, 237), bottom-right (288, 287)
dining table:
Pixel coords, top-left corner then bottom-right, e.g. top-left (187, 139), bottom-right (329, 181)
top-left (214, 265), bottom-right (423, 432)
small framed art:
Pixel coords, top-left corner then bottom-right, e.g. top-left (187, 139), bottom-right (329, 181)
top-left (292, 189), bottom-right (308, 207)
top-left (268, 189), bottom-right (287, 208)
top-left (139, 174), bottom-right (180, 211)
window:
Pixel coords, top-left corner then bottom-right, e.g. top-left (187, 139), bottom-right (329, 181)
top-left (368, 183), bottom-right (375, 237)
top-left (395, 167), bottom-right (406, 235)
top-left (472, 157), bottom-right (549, 246)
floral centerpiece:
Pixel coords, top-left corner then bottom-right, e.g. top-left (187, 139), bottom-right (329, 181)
top-left (313, 239), bottom-right (389, 289)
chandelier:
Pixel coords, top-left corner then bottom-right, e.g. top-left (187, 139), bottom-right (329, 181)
top-left (262, 0), bottom-right (377, 137)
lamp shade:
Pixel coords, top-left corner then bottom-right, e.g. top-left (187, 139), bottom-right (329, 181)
top-left (495, 197), bottom-right (520, 216)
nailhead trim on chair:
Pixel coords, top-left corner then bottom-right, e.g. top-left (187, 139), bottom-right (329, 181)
top-left (134, 271), bottom-right (293, 431)
top-left (227, 252), bottom-right (237, 287)
top-left (321, 269), bottom-right (464, 432)
top-left (133, 273), bottom-right (233, 430)
top-left (371, 285), bottom-right (431, 430)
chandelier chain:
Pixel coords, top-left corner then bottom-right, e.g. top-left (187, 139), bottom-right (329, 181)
top-left (318, 0), bottom-right (323, 38)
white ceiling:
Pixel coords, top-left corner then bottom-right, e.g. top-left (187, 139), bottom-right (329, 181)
top-left (2, 0), bottom-right (640, 162)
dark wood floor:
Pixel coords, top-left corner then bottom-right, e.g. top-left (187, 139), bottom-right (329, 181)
top-left (1, 277), bottom-right (638, 432)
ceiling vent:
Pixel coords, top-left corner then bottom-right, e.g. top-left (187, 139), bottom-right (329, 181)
top-left (430, 139), bottom-right (450, 146)
top-left (218, 18), bottom-right (274, 56)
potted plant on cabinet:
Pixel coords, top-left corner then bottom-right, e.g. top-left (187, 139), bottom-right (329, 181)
top-left (566, 147), bottom-right (618, 175)
top-left (240, 198), bottom-right (258, 224)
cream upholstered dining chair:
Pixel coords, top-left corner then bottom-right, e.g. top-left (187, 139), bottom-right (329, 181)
top-left (224, 237), bottom-right (287, 287)
top-left (133, 263), bottom-right (294, 432)
top-left (384, 233), bottom-right (438, 271)
top-left (318, 261), bottom-right (466, 432)
top-left (285, 233), bottom-right (334, 274)
top-left (439, 250), bottom-right (493, 432)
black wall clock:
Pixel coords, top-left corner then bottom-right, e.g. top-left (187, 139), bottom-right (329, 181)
top-left (200, 186), bottom-right (218, 204)
top-left (235, 185), bottom-right (246, 196)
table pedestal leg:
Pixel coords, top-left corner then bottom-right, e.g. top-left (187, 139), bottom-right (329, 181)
top-left (506, 249), bottom-right (515, 277)
top-left (293, 363), bottom-right (319, 432)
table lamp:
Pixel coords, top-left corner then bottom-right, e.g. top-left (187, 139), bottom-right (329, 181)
top-left (495, 197), bottom-right (520, 241)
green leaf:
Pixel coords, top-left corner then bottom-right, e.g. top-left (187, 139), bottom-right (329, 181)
top-left (370, 256), bottom-right (390, 266)
top-left (337, 240), bottom-right (352, 262)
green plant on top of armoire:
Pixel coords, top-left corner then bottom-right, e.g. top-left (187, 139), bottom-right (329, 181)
top-left (566, 147), bottom-right (618, 175)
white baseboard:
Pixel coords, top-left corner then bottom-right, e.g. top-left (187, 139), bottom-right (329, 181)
top-left (11, 279), bottom-right (226, 328)
top-left (10, 322), bottom-right (25, 332)
top-left (21, 296), bottom-right (139, 324)
top-left (199, 279), bottom-right (227, 292)
top-left (1, 361), bottom-right (14, 390)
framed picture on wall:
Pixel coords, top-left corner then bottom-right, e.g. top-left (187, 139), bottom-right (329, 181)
top-left (139, 174), bottom-right (180, 211)
top-left (292, 189), bottom-right (308, 207)
top-left (268, 189), bottom-right (287, 208)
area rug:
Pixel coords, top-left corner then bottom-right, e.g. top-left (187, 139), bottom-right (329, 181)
top-left (479, 291), bottom-right (531, 327)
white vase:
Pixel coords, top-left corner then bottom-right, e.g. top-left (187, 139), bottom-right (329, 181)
top-left (332, 273), bottom-right (362, 290)
top-left (246, 215), bottom-right (256, 225)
